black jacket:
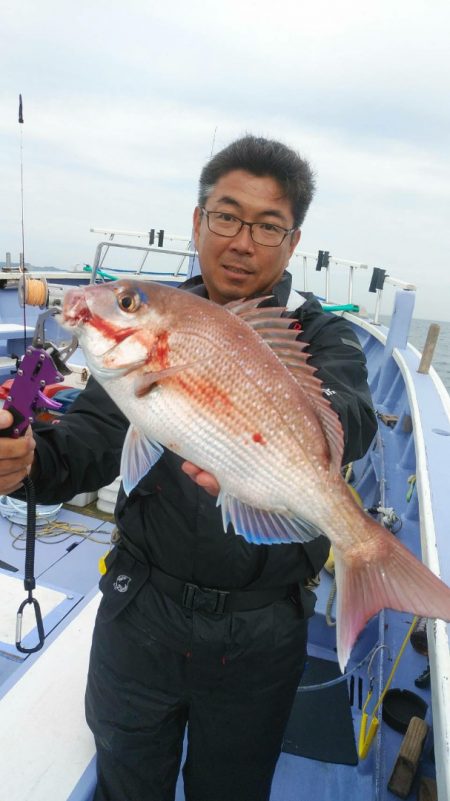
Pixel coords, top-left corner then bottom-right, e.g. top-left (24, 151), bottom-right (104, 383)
top-left (30, 271), bottom-right (377, 597)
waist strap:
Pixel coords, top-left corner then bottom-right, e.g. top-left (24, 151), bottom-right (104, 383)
top-left (149, 564), bottom-right (293, 614)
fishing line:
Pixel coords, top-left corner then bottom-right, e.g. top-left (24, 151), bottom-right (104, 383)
top-left (210, 125), bottom-right (218, 157)
top-left (18, 94), bottom-right (27, 354)
top-left (295, 645), bottom-right (378, 693)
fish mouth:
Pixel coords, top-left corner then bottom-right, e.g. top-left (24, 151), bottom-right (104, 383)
top-left (61, 287), bottom-right (136, 356)
top-left (61, 288), bottom-right (93, 328)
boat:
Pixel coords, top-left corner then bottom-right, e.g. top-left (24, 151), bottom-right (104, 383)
top-left (0, 232), bottom-right (448, 801)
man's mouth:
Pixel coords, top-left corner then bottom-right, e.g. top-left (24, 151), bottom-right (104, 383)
top-left (223, 264), bottom-right (252, 276)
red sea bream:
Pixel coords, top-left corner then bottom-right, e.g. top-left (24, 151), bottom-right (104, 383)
top-left (61, 279), bottom-right (450, 670)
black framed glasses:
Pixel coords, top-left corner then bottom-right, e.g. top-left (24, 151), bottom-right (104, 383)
top-left (201, 208), bottom-right (296, 247)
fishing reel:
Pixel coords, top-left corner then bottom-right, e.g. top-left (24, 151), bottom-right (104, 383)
top-left (2, 278), bottom-right (79, 439)
top-left (18, 274), bottom-right (66, 311)
top-left (17, 274), bottom-right (79, 375)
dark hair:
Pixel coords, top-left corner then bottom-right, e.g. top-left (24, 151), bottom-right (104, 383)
top-left (198, 135), bottom-right (316, 228)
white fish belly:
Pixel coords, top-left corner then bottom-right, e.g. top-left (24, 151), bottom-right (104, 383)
top-left (107, 373), bottom-right (339, 532)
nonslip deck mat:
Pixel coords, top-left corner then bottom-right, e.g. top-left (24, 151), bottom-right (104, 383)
top-left (282, 656), bottom-right (358, 765)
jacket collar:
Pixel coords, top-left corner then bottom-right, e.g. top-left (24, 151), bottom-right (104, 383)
top-left (182, 270), bottom-right (294, 307)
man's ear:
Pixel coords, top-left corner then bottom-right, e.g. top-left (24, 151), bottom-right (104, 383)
top-left (288, 228), bottom-right (301, 259)
top-left (193, 206), bottom-right (202, 249)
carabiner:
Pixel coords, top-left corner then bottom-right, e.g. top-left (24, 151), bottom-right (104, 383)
top-left (16, 594), bottom-right (45, 654)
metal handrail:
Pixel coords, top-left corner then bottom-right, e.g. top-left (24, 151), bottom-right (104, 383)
top-left (86, 232), bottom-right (418, 324)
top-left (90, 240), bottom-right (196, 284)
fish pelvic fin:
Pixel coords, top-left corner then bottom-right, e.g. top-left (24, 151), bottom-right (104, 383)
top-left (121, 424), bottom-right (163, 495)
top-left (217, 491), bottom-right (323, 544)
top-left (226, 298), bottom-right (344, 473)
top-left (334, 526), bottom-right (450, 672)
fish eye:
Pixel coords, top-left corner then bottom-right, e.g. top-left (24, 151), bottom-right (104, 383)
top-left (116, 290), bottom-right (141, 313)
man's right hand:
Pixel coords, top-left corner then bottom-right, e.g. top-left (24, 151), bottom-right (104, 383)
top-left (0, 410), bottom-right (36, 494)
top-left (181, 460), bottom-right (220, 497)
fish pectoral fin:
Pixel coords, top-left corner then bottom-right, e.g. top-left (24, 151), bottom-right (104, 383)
top-left (121, 424), bottom-right (163, 495)
top-left (217, 491), bottom-right (323, 545)
top-left (334, 528), bottom-right (450, 672)
top-left (134, 358), bottom-right (211, 397)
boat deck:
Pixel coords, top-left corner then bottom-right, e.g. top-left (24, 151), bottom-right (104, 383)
top-left (0, 284), bottom-right (446, 801)
top-left (0, 497), bottom-right (435, 801)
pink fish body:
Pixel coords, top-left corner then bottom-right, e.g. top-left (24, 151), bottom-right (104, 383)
top-left (62, 280), bottom-right (450, 670)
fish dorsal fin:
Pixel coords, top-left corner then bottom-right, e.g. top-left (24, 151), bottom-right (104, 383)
top-left (226, 299), bottom-right (344, 472)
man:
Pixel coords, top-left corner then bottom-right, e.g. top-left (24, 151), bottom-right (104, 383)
top-left (0, 135), bottom-right (377, 801)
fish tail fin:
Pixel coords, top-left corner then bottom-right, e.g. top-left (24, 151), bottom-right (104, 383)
top-left (334, 525), bottom-right (450, 671)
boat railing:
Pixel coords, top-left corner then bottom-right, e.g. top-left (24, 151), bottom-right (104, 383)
top-left (89, 234), bottom-right (419, 331)
top-left (90, 226), bottom-right (191, 245)
top-left (290, 249), bottom-right (369, 305)
top-left (2, 233), bottom-right (417, 326)
top-left (89, 227), bottom-right (196, 280)
top-left (88, 233), bottom-right (374, 309)
top-left (89, 240), bottom-right (197, 284)
top-left (290, 250), bottom-right (417, 326)
top-left (367, 267), bottom-right (416, 325)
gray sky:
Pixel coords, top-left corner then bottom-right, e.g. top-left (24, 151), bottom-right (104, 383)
top-left (1, 0), bottom-right (449, 321)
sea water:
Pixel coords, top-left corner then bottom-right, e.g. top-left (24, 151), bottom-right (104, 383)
top-left (380, 315), bottom-right (450, 394)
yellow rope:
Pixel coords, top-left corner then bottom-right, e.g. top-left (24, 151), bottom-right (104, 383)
top-left (22, 276), bottom-right (48, 306)
top-left (9, 520), bottom-right (110, 547)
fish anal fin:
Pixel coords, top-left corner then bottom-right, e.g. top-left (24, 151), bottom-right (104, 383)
top-left (218, 491), bottom-right (322, 545)
top-left (334, 527), bottom-right (450, 671)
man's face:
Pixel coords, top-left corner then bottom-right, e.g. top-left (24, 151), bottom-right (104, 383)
top-left (193, 170), bottom-right (301, 305)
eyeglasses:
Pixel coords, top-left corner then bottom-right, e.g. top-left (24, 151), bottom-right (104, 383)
top-left (201, 208), bottom-right (296, 247)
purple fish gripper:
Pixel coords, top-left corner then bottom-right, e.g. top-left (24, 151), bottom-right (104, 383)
top-left (2, 346), bottom-right (63, 438)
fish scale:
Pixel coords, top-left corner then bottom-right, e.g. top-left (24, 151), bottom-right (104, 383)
top-left (112, 365), bottom-right (294, 510)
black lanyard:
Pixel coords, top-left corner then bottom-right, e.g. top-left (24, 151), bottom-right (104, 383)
top-left (15, 476), bottom-right (45, 654)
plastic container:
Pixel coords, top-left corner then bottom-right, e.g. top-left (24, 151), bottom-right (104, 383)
top-left (97, 476), bottom-right (121, 514)
top-left (98, 485), bottom-right (120, 503)
top-left (96, 497), bottom-right (117, 515)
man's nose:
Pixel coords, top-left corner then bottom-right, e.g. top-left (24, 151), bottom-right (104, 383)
top-left (230, 222), bottom-right (255, 251)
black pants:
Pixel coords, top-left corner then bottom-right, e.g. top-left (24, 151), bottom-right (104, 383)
top-left (85, 581), bottom-right (308, 801)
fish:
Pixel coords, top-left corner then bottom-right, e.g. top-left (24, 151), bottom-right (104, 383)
top-left (61, 279), bottom-right (450, 670)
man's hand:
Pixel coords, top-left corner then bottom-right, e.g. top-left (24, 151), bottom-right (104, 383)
top-left (0, 410), bottom-right (36, 494)
top-left (181, 461), bottom-right (220, 497)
